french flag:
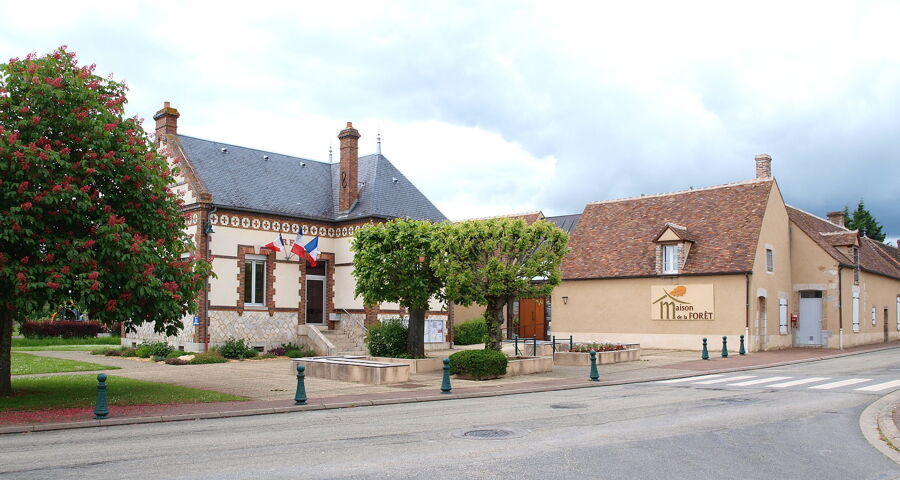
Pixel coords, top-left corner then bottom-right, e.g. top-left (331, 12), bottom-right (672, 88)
top-left (290, 232), bottom-right (306, 259)
top-left (303, 236), bottom-right (320, 267)
top-left (264, 233), bottom-right (287, 256)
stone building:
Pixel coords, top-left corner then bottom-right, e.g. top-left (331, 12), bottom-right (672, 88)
top-left (124, 103), bottom-right (448, 353)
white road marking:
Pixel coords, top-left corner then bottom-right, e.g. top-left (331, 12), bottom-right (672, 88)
top-left (693, 375), bottom-right (756, 385)
top-left (854, 379), bottom-right (900, 392)
top-left (727, 376), bottom-right (793, 386)
top-left (808, 378), bottom-right (872, 390)
top-left (657, 374), bottom-right (724, 384)
top-left (768, 377), bottom-right (831, 388)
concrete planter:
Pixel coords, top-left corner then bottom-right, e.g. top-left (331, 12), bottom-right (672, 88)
top-left (505, 355), bottom-right (554, 376)
top-left (365, 356), bottom-right (444, 373)
top-left (291, 357), bottom-right (410, 385)
top-left (553, 345), bottom-right (641, 366)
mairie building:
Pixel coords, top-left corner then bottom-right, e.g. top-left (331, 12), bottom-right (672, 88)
top-left (124, 103), bottom-right (448, 353)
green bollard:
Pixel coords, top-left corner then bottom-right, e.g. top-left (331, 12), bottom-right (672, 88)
top-left (701, 338), bottom-right (709, 360)
top-left (589, 349), bottom-right (600, 381)
top-left (294, 364), bottom-right (307, 405)
top-left (441, 358), bottom-right (452, 394)
top-left (94, 373), bottom-right (109, 419)
top-left (739, 335), bottom-right (746, 355)
top-left (721, 336), bottom-right (729, 358)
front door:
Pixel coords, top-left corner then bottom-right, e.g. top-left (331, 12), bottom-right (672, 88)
top-left (306, 275), bottom-right (325, 324)
top-left (798, 291), bottom-right (822, 345)
top-left (518, 298), bottom-right (546, 340)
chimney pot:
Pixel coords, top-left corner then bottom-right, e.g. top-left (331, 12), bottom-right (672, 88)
top-left (826, 211), bottom-right (845, 227)
top-left (755, 154), bottom-right (772, 179)
top-left (153, 101), bottom-right (180, 142)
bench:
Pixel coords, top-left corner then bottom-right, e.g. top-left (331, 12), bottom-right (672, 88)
top-left (290, 356), bottom-right (411, 385)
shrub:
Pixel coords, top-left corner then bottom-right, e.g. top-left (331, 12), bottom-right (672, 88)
top-left (135, 341), bottom-right (173, 359)
top-left (571, 342), bottom-right (626, 353)
top-left (253, 353), bottom-right (276, 360)
top-left (448, 349), bottom-right (508, 380)
top-left (90, 347), bottom-right (117, 355)
top-left (284, 345), bottom-right (317, 358)
top-left (267, 346), bottom-right (286, 357)
top-left (453, 316), bottom-right (488, 345)
top-left (188, 352), bottom-right (228, 364)
top-left (166, 350), bottom-right (186, 359)
top-left (219, 337), bottom-right (258, 359)
top-left (165, 357), bottom-right (188, 365)
top-left (119, 347), bottom-right (137, 357)
top-left (367, 319), bottom-right (408, 357)
top-left (151, 355), bottom-right (167, 362)
top-left (20, 321), bottom-right (104, 338)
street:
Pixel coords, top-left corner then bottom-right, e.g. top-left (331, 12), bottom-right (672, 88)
top-left (1, 349), bottom-right (898, 480)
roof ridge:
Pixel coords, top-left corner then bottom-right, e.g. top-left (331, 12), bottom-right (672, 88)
top-left (785, 204), bottom-right (851, 231)
top-left (458, 211), bottom-right (544, 221)
top-left (820, 230), bottom-right (859, 236)
top-left (866, 238), bottom-right (900, 269)
top-left (587, 178), bottom-right (771, 206)
top-left (177, 134), bottom-right (327, 165)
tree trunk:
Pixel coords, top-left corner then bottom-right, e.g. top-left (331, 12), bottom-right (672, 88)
top-left (484, 296), bottom-right (507, 351)
top-left (0, 307), bottom-right (13, 396)
top-left (406, 308), bottom-right (426, 358)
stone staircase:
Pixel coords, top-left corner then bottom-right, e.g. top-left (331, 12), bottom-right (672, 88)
top-left (321, 329), bottom-right (367, 356)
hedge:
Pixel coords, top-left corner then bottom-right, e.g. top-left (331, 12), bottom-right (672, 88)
top-left (448, 349), bottom-right (508, 380)
top-left (20, 321), bottom-right (104, 339)
top-left (367, 319), bottom-right (408, 357)
top-left (453, 316), bottom-right (488, 345)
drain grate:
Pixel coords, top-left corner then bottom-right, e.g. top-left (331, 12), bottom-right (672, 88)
top-left (453, 427), bottom-right (527, 440)
top-left (550, 403), bottom-right (587, 409)
top-left (464, 429), bottom-right (512, 439)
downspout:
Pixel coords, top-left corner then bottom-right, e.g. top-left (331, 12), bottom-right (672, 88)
top-left (203, 206), bottom-right (217, 353)
top-left (838, 265), bottom-right (843, 350)
top-left (745, 272), bottom-right (751, 353)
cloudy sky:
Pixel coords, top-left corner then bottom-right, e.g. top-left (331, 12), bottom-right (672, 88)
top-left (2, 1), bottom-right (898, 239)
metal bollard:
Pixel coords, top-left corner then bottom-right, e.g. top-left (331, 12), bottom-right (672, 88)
top-left (589, 349), bottom-right (600, 381)
top-left (94, 373), bottom-right (109, 419)
top-left (551, 336), bottom-right (556, 353)
top-left (721, 336), bottom-right (729, 358)
top-left (514, 335), bottom-right (519, 356)
top-left (739, 335), bottom-right (746, 355)
top-left (294, 364), bottom-right (308, 405)
top-left (702, 338), bottom-right (709, 360)
top-left (441, 358), bottom-right (452, 394)
top-left (532, 335), bottom-right (537, 356)
top-left (570, 335), bottom-right (574, 352)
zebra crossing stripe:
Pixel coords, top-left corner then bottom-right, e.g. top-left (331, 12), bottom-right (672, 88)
top-left (768, 377), bottom-right (831, 388)
top-left (727, 376), bottom-right (792, 386)
top-left (693, 375), bottom-right (756, 385)
top-left (809, 378), bottom-right (872, 390)
top-left (658, 374), bottom-right (724, 384)
top-left (854, 380), bottom-right (900, 392)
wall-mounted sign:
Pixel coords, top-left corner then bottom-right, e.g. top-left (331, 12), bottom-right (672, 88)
top-left (193, 315), bottom-right (201, 326)
top-left (651, 284), bottom-right (715, 320)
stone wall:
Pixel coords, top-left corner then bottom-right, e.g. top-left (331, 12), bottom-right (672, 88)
top-left (208, 310), bottom-right (298, 350)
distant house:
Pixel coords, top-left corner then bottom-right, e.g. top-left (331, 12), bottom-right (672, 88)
top-left (124, 103), bottom-right (448, 353)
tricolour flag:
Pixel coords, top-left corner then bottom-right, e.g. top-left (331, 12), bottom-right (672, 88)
top-left (291, 232), bottom-right (307, 259)
top-left (303, 236), bottom-right (320, 267)
top-left (264, 233), bottom-right (287, 256)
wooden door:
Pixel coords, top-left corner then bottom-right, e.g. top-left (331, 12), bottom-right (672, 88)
top-left (518, 298), bottom-right (546, 340)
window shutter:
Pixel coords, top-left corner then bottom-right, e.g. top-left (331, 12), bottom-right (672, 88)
top-left (852, 290), bottom-right (860, 332)
top-left (779, 298), bottom-right (788, 335)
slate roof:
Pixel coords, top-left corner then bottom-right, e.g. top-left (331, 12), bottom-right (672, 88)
top-left (176, 135), bottom-right (446, 223)
top-left (546, 214), bottom-right (581, 234)
top-left (787, 206), bottom-right (900, 280)
top-left (562, 180), bottom-right (774, 279)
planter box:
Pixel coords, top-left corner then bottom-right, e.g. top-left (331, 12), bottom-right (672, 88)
top-left (506, 355), bottom-right (553, 376)
top-left (291, 356), bottom-right (410, 385)
top-left (365, 356), bottom-right (444, 373)
top-left (553, 345), bottom-right (641, 366)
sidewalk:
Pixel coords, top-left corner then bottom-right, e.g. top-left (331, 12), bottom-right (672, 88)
top-left (3, 341), bottom-right (898, 434)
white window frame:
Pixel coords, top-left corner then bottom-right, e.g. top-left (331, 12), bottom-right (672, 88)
top-left (662, 244), bottom-right (679, 275)
top-left (766, 248), bottom-right (774, 273)
top-left (778, 298), bottom-right (788, 335)
top-left (244, 254), bottom-right (266, 307)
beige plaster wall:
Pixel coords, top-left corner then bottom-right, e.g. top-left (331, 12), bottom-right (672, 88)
top-left (788, 222), bottom-right (841, 347)
top-left (209, 257), bottom-right (239, 306)
top-left (274, 261), bottom-right (301, 308)
top-left (334, 265), bottom-right (363, 310)
top-left (844, 269), bottom-right (900, 347)
top-left (454, 303), bottom-right (487, 325)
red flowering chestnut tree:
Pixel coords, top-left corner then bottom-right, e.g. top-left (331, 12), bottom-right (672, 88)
top-left (0, 47), bottom-right (212, 395)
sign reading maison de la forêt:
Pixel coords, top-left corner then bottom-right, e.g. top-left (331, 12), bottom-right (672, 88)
top-left (651, 285), bottom-right (715, 320)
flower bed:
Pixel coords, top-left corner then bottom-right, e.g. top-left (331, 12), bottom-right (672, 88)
top-left (554, 344), bottom-right (641, 366)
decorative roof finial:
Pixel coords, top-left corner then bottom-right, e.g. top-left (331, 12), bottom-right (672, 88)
top-left (376, 131), bottom-right (382, 155)
top-left (328, 145), bottom-right (333, 163)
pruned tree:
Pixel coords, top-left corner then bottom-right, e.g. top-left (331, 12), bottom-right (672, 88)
top-left (351, 219), bottom-right (444, 358)
top-left (844, 200), bottom-right (886, 242)
top-left (0, 47), bottom-right (212, 395)
top-left (435, 218), bottom-right (569, 351)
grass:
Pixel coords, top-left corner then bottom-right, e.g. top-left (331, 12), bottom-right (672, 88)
top-left (12, 345), bottom-right (115, 351)
top-left (12, 336), bottom-right (121, 347)
top-left (4, 375), bottom-right (247, 411)
top-left (12, 352), bottom-right (120, 376)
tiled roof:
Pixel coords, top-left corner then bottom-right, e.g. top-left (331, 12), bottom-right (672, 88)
top-left (176, 135), bottom-right (446, 223)
top-left (562, 180), bottom-right (773, 279)
top-left (786, 206), bottom-right (853, 264)
top-left (861, 238), bottom-right (900, 280)
top-left (546, 214), bottom-right (581, 234)
top-left (457, 211), bottom-right (545, 224)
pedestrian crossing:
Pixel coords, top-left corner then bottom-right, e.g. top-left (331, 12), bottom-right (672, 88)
top-left (657, 374), bottom-right (900, 394)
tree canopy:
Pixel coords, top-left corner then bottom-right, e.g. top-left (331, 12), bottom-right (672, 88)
top-left (0, 47), bottom-right (211, 395)
top-left (843, 200), bottom-right (886, 242)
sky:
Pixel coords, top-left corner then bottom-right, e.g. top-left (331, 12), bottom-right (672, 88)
top-left (2, 0), bottom-right (898, 241)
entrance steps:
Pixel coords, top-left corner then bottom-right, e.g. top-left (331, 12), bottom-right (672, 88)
top-left (321, 329), bottom-right (367, 356)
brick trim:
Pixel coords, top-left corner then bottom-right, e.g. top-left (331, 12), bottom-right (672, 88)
top-left (236, 244), bottom-right (276, 316)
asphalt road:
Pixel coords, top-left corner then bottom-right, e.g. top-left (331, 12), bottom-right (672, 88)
top-left (1, 350), bottom-right (898, 480)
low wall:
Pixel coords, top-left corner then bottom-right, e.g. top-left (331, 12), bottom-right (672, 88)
top-left (554, 346), bottom-right (641, 366)
top-left (506, 356), bottom-right (553, 376)
top-left (366, 356), bottom-right (444, 373)
top-left (291, 357), bottom-right (410, 385)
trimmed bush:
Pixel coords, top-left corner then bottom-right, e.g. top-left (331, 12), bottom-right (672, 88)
top-left (135, 341), bottom-right (173, 359)
top-left (219, 337), bottom-right (258, 359)
top-left (453, 316), bottom-right (488, 345)
top-left (20, 321), bottom-right (104, 339)
top-left (188, 352), bottom-right (228, 364)
top-left (448, 349), bottom-right (508, 380)
top-left (367, 319), bottom-right (408, 357)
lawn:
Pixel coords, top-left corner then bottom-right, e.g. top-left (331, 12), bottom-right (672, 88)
top-left (12, 336), bottom-right (121, 347)
top-left (12, 345), bottom-right (115, 351)
top-left (3, 375), bottom-right (247, 411)
top-left (12, 352), bottom-right (119, 376)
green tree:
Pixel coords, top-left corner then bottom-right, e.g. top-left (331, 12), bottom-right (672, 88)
top-left (843, 200), bottom-right (886, 242)
top-left (435, 218), bottom-right (569, 351)
top-left (0, 47), bottom-right (212, 395)
top-left (351, 219), bottom-right (444, 358)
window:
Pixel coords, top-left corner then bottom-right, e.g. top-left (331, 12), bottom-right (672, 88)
top-left (244, 255), bottom-right (266, 306)
top-left (766, 248), bottom-right (774, 273)
top-left (662, 244), bottom-right (679, 275)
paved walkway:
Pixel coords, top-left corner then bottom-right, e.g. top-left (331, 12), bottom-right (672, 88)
top-left (4, 341), bottom-right (899, 433)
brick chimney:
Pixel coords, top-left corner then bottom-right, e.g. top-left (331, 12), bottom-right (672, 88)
top-left (338, 122), bottom-right (361, 212)
top-left (755, 154), bottom-right (772, 179)
top-left (826, 211), bottom-right (845, 227)
top-left (153, 101), bottom-right (180, 140)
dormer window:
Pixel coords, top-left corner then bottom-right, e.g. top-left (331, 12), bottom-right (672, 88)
top-left (663, 244), bottom-right (680, 274)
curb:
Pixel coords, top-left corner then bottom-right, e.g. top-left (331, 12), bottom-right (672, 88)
top-left (2, 344), bottom-right (898, 435)
top-left (859, 389), bottom-right (900, 464)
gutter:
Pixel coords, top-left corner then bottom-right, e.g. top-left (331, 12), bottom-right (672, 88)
top-left (745, 272), bottom-right (751, 352)
top-left (838, 265), bottom-right (843, 350)
top-left (563, 270), bottom-right (753, 282)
